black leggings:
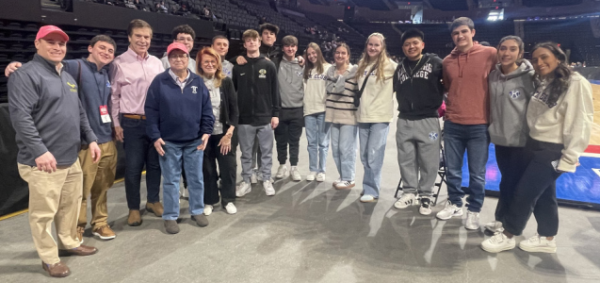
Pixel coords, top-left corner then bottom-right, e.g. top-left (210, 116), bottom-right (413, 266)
top-left (502, 138), bottom-right (563, 237)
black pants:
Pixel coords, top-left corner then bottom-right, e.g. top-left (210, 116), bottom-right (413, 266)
top-left (274, 107), bottom-right (303, 166)
top-left (121, 117), bottom-right (161, 210)
top-left (494, 145), bottom-right (527, 221)
top-left (502, 138), bottom-right (563, 237)
top-left (203, 133), bottom-right (237, 207)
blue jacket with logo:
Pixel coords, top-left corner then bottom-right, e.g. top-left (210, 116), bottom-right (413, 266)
top-left (8, 54), bottom-right (97, 166)
top-left (64, 59), bottom-right (113, 145)
top-left (145, 69), bottom-right (215, 143)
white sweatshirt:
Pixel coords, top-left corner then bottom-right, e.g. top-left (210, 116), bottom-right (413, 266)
top-left (527, 72), bottom-right (594, 173)
top-left (303, 63), bottom-right (332, 116)
top-left (356, 59), bottom-right (398, 123)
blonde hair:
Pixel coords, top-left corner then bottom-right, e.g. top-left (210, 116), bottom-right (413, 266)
top-left (196, 47), bottom-right (226, 88)
top-left (355, 33), bottom-right (390, 82)
top-left (303, 42), bottom-right (327, 81)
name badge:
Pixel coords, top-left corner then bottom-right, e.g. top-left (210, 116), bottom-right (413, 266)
top-left (100, 105), bottom-right (111, 123)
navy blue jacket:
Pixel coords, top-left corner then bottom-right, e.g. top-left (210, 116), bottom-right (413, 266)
top-left (145, 70), bottom-right (215, 143)
top-left (64, 59), bottom-right (113, 145)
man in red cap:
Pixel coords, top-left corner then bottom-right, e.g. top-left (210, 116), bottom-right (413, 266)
top-left (8, 25), bottom-right (100, 278)
top-left (145, 42), bottom-right (214, 234)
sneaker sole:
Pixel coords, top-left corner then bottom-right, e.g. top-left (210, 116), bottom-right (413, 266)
top-left (519, 245), bottom-right (557, 254)
top-left (465, 225), bottom-right (480, 230)
top-left (93, 232), bottom-right (116, 240)
top-left (436, 211), bottom-right (463, 220)
top-left (482, 243), bottom-right (516, 253)
top-left (335, 184), bottom-right (356, 190)
top-left (419, 209), bottom-right (432, 216)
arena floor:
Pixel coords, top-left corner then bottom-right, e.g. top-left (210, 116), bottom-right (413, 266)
top-left (1, 106), bottom-right (600, 282)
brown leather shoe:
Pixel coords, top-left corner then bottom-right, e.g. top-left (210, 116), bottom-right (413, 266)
top-left (42, 261), bottom-right (70, 278)
top-left (128, 210), bottom-right (142, 226)
top-left (146, 202), bottom-right (164, 217)
top-left (59, 245), bottom-right (98, 256)
top-left (77, 225), bottom-right (85, 244)
top-left (93, 225), bottom-right (116, 240)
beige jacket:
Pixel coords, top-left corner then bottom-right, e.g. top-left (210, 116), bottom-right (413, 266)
top-left (527, 72), bottom-right (594, 172)
top-left (356, 59), bottom-right (398, 123)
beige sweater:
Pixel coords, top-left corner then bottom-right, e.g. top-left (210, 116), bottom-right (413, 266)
top-left (527, 72), bottom-right (594, 172)
top-left (304, 63), bottom-right (332, 116)
top-left (356, 59), bottom-right (398, 123)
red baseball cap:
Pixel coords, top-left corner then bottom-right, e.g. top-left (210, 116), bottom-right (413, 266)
top-left (36, 25), bottom-right (69, 42)
top-left (167, 42), bottom-right (189, 56)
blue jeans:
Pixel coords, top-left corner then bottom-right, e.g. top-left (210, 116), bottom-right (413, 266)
top-left (444, 120), bottom-right (490, 213)
top-left (159, 138), bottom-right (205, 220)
top-left (359, 123), bottom-right (390, 197)
top-left (305, 113), bottom-right (331, 173)
top-left (121, 117), bottom-right (161, 210)
top-left (330, 123), bottom-right (358, 181)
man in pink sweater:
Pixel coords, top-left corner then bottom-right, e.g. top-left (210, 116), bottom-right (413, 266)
top-left (436, 17), bottom-right (497, 229)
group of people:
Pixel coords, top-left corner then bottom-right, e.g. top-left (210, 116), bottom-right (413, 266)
top-left (5, 15), bottom-right (593, 278)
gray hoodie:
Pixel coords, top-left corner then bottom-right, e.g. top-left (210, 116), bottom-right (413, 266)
top-left (488, 60), bottom-right (535, 147)
top-left (278, 57), bottom-right (304, 108)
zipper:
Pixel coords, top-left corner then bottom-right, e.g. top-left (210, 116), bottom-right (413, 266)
top-left (251, 63), bottom-right (256, 117)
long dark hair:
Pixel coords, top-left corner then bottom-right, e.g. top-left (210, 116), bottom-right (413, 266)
top-left (531, 42), bottom-right (572, 106)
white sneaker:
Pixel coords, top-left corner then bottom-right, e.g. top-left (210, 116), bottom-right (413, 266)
top-left (306, 172), bottom-right (317, 181)
top-left (335, 180), bottom-right (355, 190)
top-left (394, 193), bottom-right (416, 209)
top-left (359, 195), bottom-right (377, 203)
top-left (485, 221), bottom-right (504, 233)
top-left (225, 203), bottom-right (237, 214)
top-left (436, 200), bottom-right (463, 220)
top-left (263, 180), bottom-right (275, 196)
top-left (276, 165), bottom-right (288, 179)
top-left (333, 178), bottom-right (342, 187)
top-left (236, 181), bottom-right (251, 197)
top-left (204, 204), bottom-right (213, 216)
top-left (250, 170), bottom-right (258, 184)
top-left (316, 172), bottom-right (326, 182)
top-left (465, 211), bottom-right (480, 230)
top-left (290, 166), bottom-right (302, 181)
top-left (519, 235), bottom-right (557, 253)
top-left (481, 233), bottom-right (516, 253)
top-left (419, 197), bottom-right (432, 215)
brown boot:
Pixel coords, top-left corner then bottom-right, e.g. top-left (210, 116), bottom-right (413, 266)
top-left (59, 245), bottom-right (98, 256)
top-left (146, 202), bottom-right (164, 217)
top-left (42, 261), bottom-right (70, 278)
top-left (76, 225), bottom-right (85, 244)
top-left (128, 210), bottom-right (142, 226)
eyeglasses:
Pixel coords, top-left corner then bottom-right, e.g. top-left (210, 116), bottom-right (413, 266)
top-left (202, 61), bottom-right (217, 66)
top-left (169, 54), bottom-right (189, 59)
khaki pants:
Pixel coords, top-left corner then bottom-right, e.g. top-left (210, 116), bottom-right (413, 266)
top-left (77, 141), bottom-right (117, 230)
top-left (18, 161), bottom-right (83, 265)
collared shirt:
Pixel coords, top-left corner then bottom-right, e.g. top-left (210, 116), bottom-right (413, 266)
top-left (203, 76), bottom-right (223, 135)
top-left (110, 47), bottom-right (165, 127)
top-left (168, 69), bottom-right (191, 91)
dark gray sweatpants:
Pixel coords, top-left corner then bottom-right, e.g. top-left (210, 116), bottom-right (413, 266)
top-left (396, 117), bottom-right (441, 197)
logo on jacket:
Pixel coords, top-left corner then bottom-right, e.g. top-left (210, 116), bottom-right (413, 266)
top-left (428, 132), bottom-right (439, 141)
top-left (67, 82), bottom-right (78, 92)
top-left (191, 86), bottom-right (198, 94)
top-left (106, 81), bottom-right (111, 88)
top-left (259, 69), bottom-right (267, 79)
top-left (509, 90), bottom-right (521, 99)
